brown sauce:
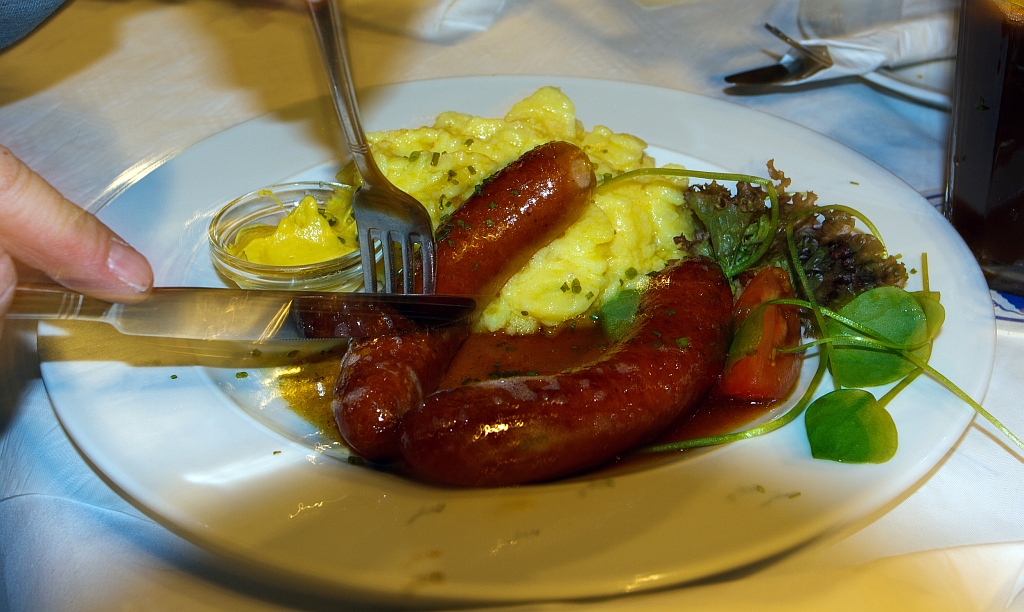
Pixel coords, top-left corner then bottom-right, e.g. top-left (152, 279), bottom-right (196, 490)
top-left (277, 358), bottom-right (344, 439)
top-left (439, 319), bottom-right (609, 389)
top-left (656, 389), bottom-right (775, 444)
top-left (277, 323), bottom-right (781, 467)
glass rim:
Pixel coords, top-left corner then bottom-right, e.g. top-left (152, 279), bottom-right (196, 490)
top-left (208, 181), bottom-right (359, 275)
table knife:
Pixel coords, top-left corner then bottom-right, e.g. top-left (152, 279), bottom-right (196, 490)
top-left (8, 284), bottom-right (477, 342)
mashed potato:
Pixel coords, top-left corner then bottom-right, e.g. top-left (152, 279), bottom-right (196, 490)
top-left (353, 86), bottom-right (695, 335)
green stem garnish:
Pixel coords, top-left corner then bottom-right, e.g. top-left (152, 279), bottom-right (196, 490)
top-left (768, 299), bottom-right (932, 352)
top-left (785, 219), bottom-right (837, 381)
top-left (877, 368), bottom-right (922, 409)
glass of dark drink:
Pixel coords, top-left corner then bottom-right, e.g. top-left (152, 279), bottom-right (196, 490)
top-left (944, 0), bottom-right (1024, 295)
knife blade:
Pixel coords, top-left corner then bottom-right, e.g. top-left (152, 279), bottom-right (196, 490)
top-left (725, 56), bottom-right (815, 85)
top-left (725, 23), bottom-right (833, 85)
top-left (8, 284), bottom-right (477, 342)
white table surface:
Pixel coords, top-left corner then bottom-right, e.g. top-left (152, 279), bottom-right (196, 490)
top-left (2, 0), bottom-right (1024, 610)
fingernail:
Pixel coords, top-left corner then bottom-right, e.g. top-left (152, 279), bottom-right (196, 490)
top-left (107, 237), bottom-right (152, 293)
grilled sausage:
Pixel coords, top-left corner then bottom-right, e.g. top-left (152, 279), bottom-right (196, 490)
top-left (335, 141), bottom-right (596, 460)
top-left (398, 257), bottom-right (733, 487)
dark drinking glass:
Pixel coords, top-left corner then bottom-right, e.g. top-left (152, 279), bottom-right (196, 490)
top-left (945, 0), bottom-right (1024, 295)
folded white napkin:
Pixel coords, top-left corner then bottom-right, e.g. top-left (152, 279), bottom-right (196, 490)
top-left (344, 0), bottom-right (507, 42)
top-left (779, 11), bottom-right (957, 85)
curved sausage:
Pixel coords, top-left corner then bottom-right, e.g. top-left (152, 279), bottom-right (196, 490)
top-left (398, 257), bottom-right (733, 487)
top-left (335, 141), bottom-right (596, 461)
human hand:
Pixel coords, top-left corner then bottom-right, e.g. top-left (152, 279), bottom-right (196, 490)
top-left (0, 145), bottom-right (153, 324)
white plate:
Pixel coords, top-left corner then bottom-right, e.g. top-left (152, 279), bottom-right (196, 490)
top-left (797, 0), bottom-right (956, 108)
top-left (38, 76), bottom-right (994, 606)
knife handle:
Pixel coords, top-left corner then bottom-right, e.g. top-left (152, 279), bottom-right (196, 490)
top-left (7, 284), bottom-right (115, 321)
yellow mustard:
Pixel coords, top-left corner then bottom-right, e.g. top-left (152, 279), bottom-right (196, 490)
top-left (228, 191), bottom-right (357, 266)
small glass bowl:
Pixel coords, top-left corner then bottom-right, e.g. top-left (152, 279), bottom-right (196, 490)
top-left (209, 181), bottom-right (364, 291)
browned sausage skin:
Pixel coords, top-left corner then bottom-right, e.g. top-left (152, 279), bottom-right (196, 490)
top-left (398, 257), bottom-right (733, 487)
top-left (333, 329), bottom-right (465, 459)
top-left (334, 141), bottom-right (596, 461)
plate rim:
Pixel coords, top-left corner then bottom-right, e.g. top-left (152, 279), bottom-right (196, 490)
top-left (39, 75), bottom-right (995, 605)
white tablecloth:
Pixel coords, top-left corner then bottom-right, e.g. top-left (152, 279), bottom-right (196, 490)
top-left (3, 0), bottom-right (1024, 609)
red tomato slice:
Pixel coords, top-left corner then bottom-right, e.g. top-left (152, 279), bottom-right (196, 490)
top-left (718, 267), bottom-right (801, 401)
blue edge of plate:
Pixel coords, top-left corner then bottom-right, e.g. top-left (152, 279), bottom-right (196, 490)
top-left (993, 291), bottom-right (1024, 324)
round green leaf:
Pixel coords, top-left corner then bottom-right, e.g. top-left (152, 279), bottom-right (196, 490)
top-left (827, 286), bottom-right (930, 388)
top-left (805, 388), bottom-right (898, 463)
top-left (911, 290), bottom-right (945, 342)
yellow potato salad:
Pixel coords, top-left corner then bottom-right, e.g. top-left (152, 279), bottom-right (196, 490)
top-left (355, 86), bottom-right (695, 335)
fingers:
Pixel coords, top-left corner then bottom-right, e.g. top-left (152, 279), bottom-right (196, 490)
top-left (0, 146), bottom-right (153, 303)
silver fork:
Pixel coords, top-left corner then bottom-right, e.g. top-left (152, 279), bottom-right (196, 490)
top-left (306, 0), bottom-right (436, 294)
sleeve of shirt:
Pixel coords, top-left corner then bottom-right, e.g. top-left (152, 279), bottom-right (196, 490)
top-left (0, 0), bottom-right (70, 50)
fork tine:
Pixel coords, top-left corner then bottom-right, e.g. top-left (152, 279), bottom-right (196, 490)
top-left (403, 233), bottom-right (436, 294)
top-left (418, 235), bottom-right (436, 294)
top-left (356, 218), bottom-right (436, 294)
top-left (359, 226), bottom-right (378, 292)
top-left (380, 231), bottom-right (399, 293)
top-left (400, 234), bottom-right (416, 294)
top-left (413, 235), bottom-right (434, 294)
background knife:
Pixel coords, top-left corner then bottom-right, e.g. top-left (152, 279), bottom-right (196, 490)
top-left (8, 284), bottom-right (477, 342)
top-left (725, 23), bottom-right (833, 84)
